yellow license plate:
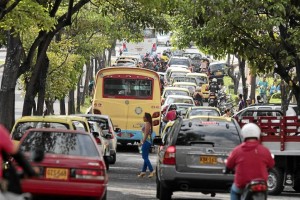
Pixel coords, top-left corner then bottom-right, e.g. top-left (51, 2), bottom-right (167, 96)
top-left (216, 72), bottom-right (223, 76)
top-left (200, 156), bottom-right (217, 164)
top-left (46, 168), bottom-right (68, 180)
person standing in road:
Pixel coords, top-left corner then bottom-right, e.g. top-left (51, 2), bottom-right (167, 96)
top-left (238, 94), bottom-right (245, 111)
top-left (257, 75), bottom-right (268, 103)
top-left (138, 113), bottom-right (155, 178)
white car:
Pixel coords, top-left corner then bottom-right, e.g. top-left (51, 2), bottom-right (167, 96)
top-left (162, 95), bottom-right (195, 111)
top-left (75, 114), bottom-right (119, 165)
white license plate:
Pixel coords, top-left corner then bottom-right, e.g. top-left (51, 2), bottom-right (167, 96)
top-left (121, 133), bottom-right (131, 138)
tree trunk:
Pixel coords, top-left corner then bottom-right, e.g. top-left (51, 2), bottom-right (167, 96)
top-left (60, 98), bottom-right (66, 115)
top-left (80, 60), bottom-right (91, 105)
top-left (22, 34), bottom-right (54, 116)
top-left (36, 54), bottom-right (50, 115)
top-left (44, 99), bottom-right (54, 115)
top-left (238, 58), bottom-right (248, 101)
top-left (250, 74), bottom-right (256, 104)
top-left (0, 31), bottom-right (22, 130)
top-left (68, 89), bottom-right (75, 114)
top-left (107, 48), bottom-right (112, 67)
top-left (76, 76), bottom-right (81, 113)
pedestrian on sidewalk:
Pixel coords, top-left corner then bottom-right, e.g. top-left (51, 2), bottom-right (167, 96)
top-left (238, 94), bottom-right (245, 111)
top-left (257, 75), bottom-right (268, 103)
top-left (138, 112), bottom-right (155, 178)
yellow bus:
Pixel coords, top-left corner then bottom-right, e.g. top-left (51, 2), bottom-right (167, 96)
top-left (92, 67), bottom-right (161, 145)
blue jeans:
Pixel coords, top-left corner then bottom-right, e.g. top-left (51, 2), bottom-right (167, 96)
top-left (141, 141), bottom-right (153, 172)
top-left (230, 183), bottom-right (243, 200)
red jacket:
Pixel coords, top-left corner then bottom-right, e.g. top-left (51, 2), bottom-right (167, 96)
top-left (226, 140), bottom-right (275, 189)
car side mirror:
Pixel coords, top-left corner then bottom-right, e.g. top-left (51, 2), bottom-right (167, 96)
top-left (105, 133), bottom-right (112, 139)
top-left (114, 128), bottom-right (121, 133)
top-left (153, 136), bottom-right (163, 146)
top-left (31, 147), bottom-right (45, 163)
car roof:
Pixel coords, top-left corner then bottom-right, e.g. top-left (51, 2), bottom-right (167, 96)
top-left (163, 87), bottom-right (190, 92)
top-left (173, 82), bottom-right (197, 86)
top-left (169, 64), bottom-right (189, 68)
top-left (169, 68), bottom-right (190, 72)
top-left (170, 56), bottom-right (189, 60)
top-left (184, 116), bottom-right (232, 122)
top-left (73, 114), bottom-right (110, 120)
top-left (166, 95), bottom-right (193, 99)
top-left (190, 106), bottom-right (220, 111)
top-left (15, 115), bottom-right (88, 123)
top-left (186, 73), bottom-right (208, 77)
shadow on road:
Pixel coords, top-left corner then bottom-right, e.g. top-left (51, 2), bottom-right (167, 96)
top-left (117, 143), bottom-right (139, 153)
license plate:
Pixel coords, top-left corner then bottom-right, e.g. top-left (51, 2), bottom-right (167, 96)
top-left (200, 156), bottom-right (217, 165)
top-left (216, 72), bottom-right (223, 76)
top-left (46, 168), bottom-right (68, 180)
top-left (121, 133), bottom-right (132, 138)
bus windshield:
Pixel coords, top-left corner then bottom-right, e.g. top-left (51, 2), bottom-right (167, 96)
top-left (103, 78), bottom-right (153, 99)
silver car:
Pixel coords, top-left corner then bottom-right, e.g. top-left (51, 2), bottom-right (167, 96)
top-left (74, 114), bottom-right (120, 164)
top-left (154, 117), bottom-right (242, 200)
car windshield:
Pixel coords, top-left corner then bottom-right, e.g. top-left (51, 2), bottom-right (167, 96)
top-left (164, 90), bottom-right (189, 98)
top-left (189, 109), bottom-right (220, 117)
top-left (169, 58), bottom-right (190, 66)
top-left (20, 131), bottom-right (99, 157)
top-left (12, 122), bottom-right (69, 141)
top-left (209, 63), bottom-right (226, 71)
top-left (170, 72), bottom-right (188, 78)
top-left (167, 97), bottom-right (193, 104)
top-left (176, 120), bottom-right (241, 147)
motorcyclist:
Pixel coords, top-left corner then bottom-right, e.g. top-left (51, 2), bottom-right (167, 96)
top-left (193, 87), bottom-right (204, 106)
top-left (163, 104), bottom-right (177, 123)
top-left (225, 123), bottom-right (275, 200)
top-left (0, 124), bottom-right (38, 199)
top-left (209, 78), bottom-right (219, 94)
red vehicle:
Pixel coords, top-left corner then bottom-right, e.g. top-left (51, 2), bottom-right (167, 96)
top-left (236, 115), bottom-right (300, 196)
top-left (19, 128), bottom-right (108, 200)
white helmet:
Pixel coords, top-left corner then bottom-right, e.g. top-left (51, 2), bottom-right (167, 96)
top-left (212, 78), bottom-right (217, 83)
top-left (241, 123), bottom-right (261, 141)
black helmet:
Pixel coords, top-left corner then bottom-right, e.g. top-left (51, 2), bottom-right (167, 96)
top-left (169, 104), bottom-right (177, 110)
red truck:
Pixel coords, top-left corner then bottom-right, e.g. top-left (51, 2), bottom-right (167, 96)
top-left (237, 114), bottom-right (300, 195)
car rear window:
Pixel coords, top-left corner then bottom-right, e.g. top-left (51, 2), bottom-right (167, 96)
top-left (12, 122), bottom-right (69, 141)
top-left (175, 119), bottom-right (241, 148)
top-left (164, 90), bottom-right (189, 98)
top-left (20, 131), bottom-right (99, 157)
top-left (189, 109), bottom-right (220, 117)
top-left (169, 58), bottom-right (190, 66)
top-left (86, 117), bottom-right (109, 131)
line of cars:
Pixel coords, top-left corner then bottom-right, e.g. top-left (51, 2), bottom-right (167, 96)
top-left (9, 114), bottom-right (120, 199)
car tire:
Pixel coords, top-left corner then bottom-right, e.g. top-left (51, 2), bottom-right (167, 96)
top-left (156, 179), bottom-right (160, 199)
top-left (268, 167), bottom-right (284, 195)
top-left (110, 152), bottom-right (116, 164)
top-left (101, 190), bottom-right (107, 200)
top-left (104, 156), bottom-right (110, 171)
top-left (159, 183), bottom-right (172, 200)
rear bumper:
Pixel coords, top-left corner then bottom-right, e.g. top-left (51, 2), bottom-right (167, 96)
top-left (22, 179), bottom-right (107, 198)
top-left (158, 165), bottom-right (234, 192)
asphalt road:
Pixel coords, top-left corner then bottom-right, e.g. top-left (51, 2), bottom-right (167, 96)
top-left (106, 145), bottom-right (300, 200)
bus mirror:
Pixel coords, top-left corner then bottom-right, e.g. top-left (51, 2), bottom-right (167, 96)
top-left (114, 128), bottom-right (121, 133)
top-left (153, 120), bottom-right (160, 126)
top-left (152, 112), bottom-right (160, 118)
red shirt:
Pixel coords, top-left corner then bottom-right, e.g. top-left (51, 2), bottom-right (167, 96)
top-left (0, 125), bottom-right (14, 178)
top-left (226, 141), bottom-right (275, 188)
top-left (165, 110), bottom-right (177, 121)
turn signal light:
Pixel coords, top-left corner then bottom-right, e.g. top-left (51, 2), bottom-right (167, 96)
top-left (93, 109), bottom-right (101, 114)
top-left (251, 184), bottom-right (267, 192)
top-left (153, 120), bottom-right (160, 126)
top-left (152, 112), bottom-right (160, 118)
top-left (163, 146), bottom-right (176, 165)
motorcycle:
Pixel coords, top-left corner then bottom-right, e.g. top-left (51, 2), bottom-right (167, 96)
top-left (208, 92), bottom-right (218, 107)
top-left (223, 167), bottom-right (268, 200)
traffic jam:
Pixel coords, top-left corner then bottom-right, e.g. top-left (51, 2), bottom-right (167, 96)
top-left (3, 46), bottom-right (300, 200)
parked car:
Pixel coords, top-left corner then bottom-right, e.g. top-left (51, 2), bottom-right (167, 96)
top-left (19, 128), bottom-right (108, 200)
top-left (185, 106), bottom-right (221, 119)
top-left (75, 114), bottom-right (120, 165)
top-left (153, 116), bottom-right (242, 199)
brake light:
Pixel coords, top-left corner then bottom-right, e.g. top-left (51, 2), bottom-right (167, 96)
top-left (163, 146), bottom-right (176, 165)
top-left (95, 137), bottom-right (101, 144)
top-left (152, 112), bottom-right (160, 118)
top-left (251, 184), bottom-right (267, 192)
top-left (73, 169), bottom-right (105, 180)
top-left (93, 109), bottom-right (101, 114)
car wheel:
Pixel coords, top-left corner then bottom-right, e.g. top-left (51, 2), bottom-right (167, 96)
top-left (268, 167), bottom-right (284, 195)
top-left (110, 152), bottom-right (116, 164)
top-left (156, 179), bottom-right (161, 199)
top-left (104, 156), bottom-right (110, 171)
top-left (160, 183), bottom-right (172, 200)
top-left (101, 190), bottom-right (107, 200)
